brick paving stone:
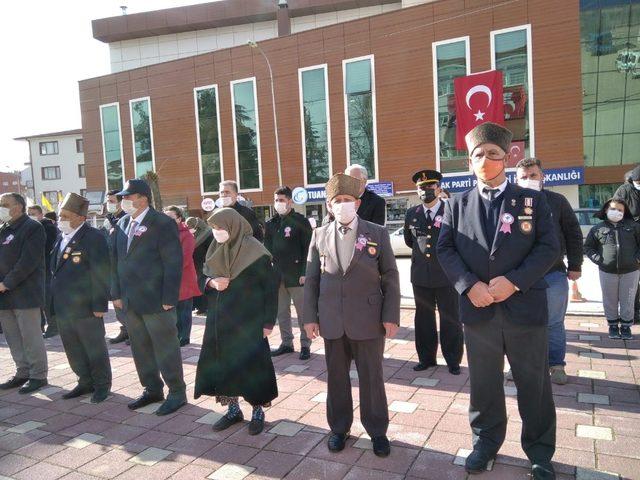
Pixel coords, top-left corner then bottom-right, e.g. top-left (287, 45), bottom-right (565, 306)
top-left (171, 464), bottom-right (216, 480)
top-left (576, 467), bottom-right (620, 479)
top-left (14, 434), bottom-right (69, 459)
top-left (411, 377), bottom-right (440, 387)
top-left (246, 450), bottom-right (302, 478)
top-left (65, 433), bottom-right (104, 449)
top-left (355, 445), bottom-right (420, 474)
top-left (597, 454), bottom-right (640, 479)
top-left (284, 457), bottom-right (351, 480)
top-left (12, 461), bottom-right (70, 480)
top-left (268, 421), bottom-right (304, 437)
top-left (129, 447), bottom-right (172, 466)
top-left (311, 392), bottom-right (327, 402)
top-left (578, 370), bottom-right (607, 379)
top-left (283, 365), bottom-right (308, 373)
top-left (7, 420), bottom-right (46, 433)
top-left (388, 400), bottom-right (418, 413)
top-left (580, 351), bottom-right (604, 359)
top-left (195, 411), bottom-right (224, 425)
top-left (580, 335), bottom-right (602, 341)
top-left (453, 448), bottom-right (494, 471)
top-left (193, 442), bottom-right (260, 471)
top-left (208, 462), bottom-right (255, 480)
top-left (0, 453), bottom-right (38, 476)
top-left (578, 393), bottom-right (610, 405)
top-left (46, 444), bottom-right (110, 470)
top-left (407, 449), bottom-right (465, 479)
top-left (343, 466), bottom-right (405, 480)
top-left (78, 448), bottom-right (135, 478)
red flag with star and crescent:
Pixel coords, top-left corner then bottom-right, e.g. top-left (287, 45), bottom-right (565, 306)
top-left (454, 70), bottom-right (505, 150)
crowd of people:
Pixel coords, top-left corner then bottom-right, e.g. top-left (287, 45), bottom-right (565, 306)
top-left (0, 121), bottom-right (637, 480)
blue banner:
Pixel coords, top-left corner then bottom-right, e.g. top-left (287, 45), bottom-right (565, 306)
top-left (440, 166), bottom-right (584, 193)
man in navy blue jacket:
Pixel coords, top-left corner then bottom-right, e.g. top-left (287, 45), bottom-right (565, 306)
top-left (437, 122), bottom-right (560, 480)
top-left (112, 179), bottom-right (186, 416)
top-left (51, 193), bottom-right (112, 403)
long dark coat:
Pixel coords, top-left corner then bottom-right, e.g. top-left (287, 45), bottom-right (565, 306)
top-left (194, 255), bottom-right (278, 405)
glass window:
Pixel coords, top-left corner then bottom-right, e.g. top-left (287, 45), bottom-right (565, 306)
top-left (100, 104), bottom-right (124, 192)
top-left (623, 133), bottom-right (640, 165)
top-left (78, 164), bottom-right (86, 178)
top-left (579, 183), bottom-right (618, 208)
top-left (594, 134), bottom-right (623, 166)
top-left (493, 27), bottom-right (532, 158)
top-left (232, 79), bottom-right (261, 190)
top-left (344, 57), bottom-right (377, 179)
top-left (624, 99), bottom-right (640, 133)
top-left (596, 101), bottom-right (624, 134)
top-left (583, 103), bottom-right (597, 136)
top-left (583, 136), bottom-right (595, 167)
top-left (434, 39), bottom-right (469, 175)
top-left (194, 86), bottom-right (223, 194)
top-left (129, 98), bottom-right (154, 177)
top-left (76, 139), bottom-right (83, 153)
top-left (43, 191), bottom-right (58, 206)
top-left (41, 166), bottom-right (61, 180)
top-left (300, 66), bottom-right (331, 185)
top-left (39, 141), bottom-right (58, 156)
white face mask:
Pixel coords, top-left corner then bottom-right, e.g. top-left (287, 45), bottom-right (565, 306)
top-left (331, 201), bottom-right (357, 225)
top-left (28, 215), bottom-right (38, 221)
top-left (58, 220), bottom-right (74, 235)
top-left (106, 202), bottom-right (118, 213)
top-left (634, 182), bottom-right (640, 191)
top-left (274, 202), bottom-right (289, 215)
top-left (218, 196), bottom-right (234, 208)
top-left (607, 209), bottom-right (624, 223)
top-left (212, 228), bottom-right (230, 243)
top-left (518, 179), bottom-right (542, 191)
top-left (0, 207), bottom-right (11, 223)
top-left (121, 199), bottom-right (136, 215)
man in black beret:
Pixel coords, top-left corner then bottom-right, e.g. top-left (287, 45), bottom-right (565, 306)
top-left (404, 169), bottom-right (463, 374)
top-left (112, 179), bottom-right (187, 416)
top-left (437, 122), bottom-right (559, 479)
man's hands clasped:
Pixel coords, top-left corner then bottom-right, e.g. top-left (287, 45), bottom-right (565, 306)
top-left (467, 276), bottom-right (517, 308)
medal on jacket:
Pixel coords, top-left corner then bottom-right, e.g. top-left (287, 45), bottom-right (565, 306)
top-left (284, 226), bottom-right (291, 238)
top-left (355, 235), bottom-right (367, 251)
top-left (500, 213), bottom-right (514, 234)
top-left (2, 234), bottom-right (14, 245)
top-left (434, 215), bottom-right (442, 228)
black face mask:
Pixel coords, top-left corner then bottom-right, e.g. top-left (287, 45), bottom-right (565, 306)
top-left (418, 189), bottom-right (437, 204)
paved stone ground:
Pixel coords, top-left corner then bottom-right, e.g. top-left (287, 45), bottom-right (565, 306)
top-left (0, 309), bottom-right (637, 479)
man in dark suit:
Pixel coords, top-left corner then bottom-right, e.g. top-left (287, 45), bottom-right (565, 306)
top-left (437, 122), bottom-right (560, 479)
top-left (28, 204), bottom-right (59, 338)
top-left (103, 190), bottom-right (129, 345)
top-left (0, 193), bottom-right (48, 394)
top-left (112, 179), bottom-right (187, 416)
top-left (265, 186), bottom-right (313, 360)
top-left (304, 174), bottom-right (400, 458)
top-left (345, 164), bottom-right (386, 226)
top-left (218, 180), bottom-right (264, 241)
top-left (404, 169), bottom-right (463, 374)
top-left (51, 193), bottom-right (112, 403)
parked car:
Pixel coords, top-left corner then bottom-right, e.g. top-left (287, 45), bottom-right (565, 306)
top-left (390, 227), bottom-right (412, 257)
top-left (574, 208), bottom-right (599, 240)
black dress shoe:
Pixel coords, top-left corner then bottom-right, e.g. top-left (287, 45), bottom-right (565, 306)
top-left (43, 328), bottom-right (58, 339)
top-left (18, 379), bottom-right (48, 394)
top-left (179, 338), bottom-right (190, 347)
top-left (62, 384), bottom-right (94, 399)
top-left (91, 389), bottom-right (110, 404)
top-left (372, 436), bottom-right (391, 457)
top-left (248, 417), bottom-right (264, 435)
top-left (155, 396), bottom-right (187, 416)
top-left (448, 365), bottom-right (461, 375)
top-left (413, 362), bottom-right (435, 371)
top-left (531, 463), bottom-right (556, 479)
top-left (128, 392), bottom-right (164, 410)
top-left (299, 347), bottom-right (311, 360)
top-left (327, 432), bottom-right (349, 452)
top-left (0, 376), bottom-right (28, 390)
top-left (465, 449), bottom-right (496, 474)
top-left (212, 412), bottom-right (244, 431)
top-left (271, 345), bottom-right (294, 357)
top-left (109, 330), bottom-right (129, 344)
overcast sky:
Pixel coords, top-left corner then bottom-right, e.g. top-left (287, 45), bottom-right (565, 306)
top-left (0, 0), bottom-right (214, 173)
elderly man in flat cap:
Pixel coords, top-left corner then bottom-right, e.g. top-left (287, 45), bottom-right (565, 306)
top-left (437, 122), bottom-right (559, 479)
top-left (303, 173), bottom-right (400, 458)
top-left (52, 193), bottom-right (112, 403)
top-left (112, 179), bottom-right (187, 416)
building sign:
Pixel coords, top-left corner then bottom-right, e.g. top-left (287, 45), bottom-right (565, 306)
top-left (440, 166), bottom-right (584, 193)
top-left (293, 182), bottom-right (394, 205)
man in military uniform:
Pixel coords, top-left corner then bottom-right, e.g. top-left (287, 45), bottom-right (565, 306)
top-left (304, 174), bottom-right (400, 458)
top-left (218, 180), bottom-right (264, 241)
top-left (437, 122), bottom-right (559, 479)
top-left (404, 169), bottom-right (463, 374)
top-left (265, 186), bottom-right (313, 360)
top-left (51, 193), bottom-right (112, 403)
top-left (104, 190), bottom-right (129, 345)
top-left (112, 179), bottom-right (187, 416)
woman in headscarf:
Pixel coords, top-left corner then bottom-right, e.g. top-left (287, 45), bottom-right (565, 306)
top-left (194, 208), bottom-right (278, 435)
top-left (186, 216), bottom-right (213, 315)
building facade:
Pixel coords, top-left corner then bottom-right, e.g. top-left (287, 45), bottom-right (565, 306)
top-left (14, 129), bottom-right (87, 209)
top-left (0, 172), bottom-right (27, 196)
top-left (80, 0), bottom-right (588, 229)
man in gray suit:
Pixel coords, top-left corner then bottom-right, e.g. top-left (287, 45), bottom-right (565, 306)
top-left (304, 173), bottom-right (400, 458)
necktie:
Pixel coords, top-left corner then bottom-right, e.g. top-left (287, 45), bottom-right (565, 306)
top-left (426, 209), bottom-right (432, 221)
top-left (127, 220), bottom-right (138, 251)
top-left (483, 188), bottom-right (499, 201)
top-left (339, 225), bottom-right (350, 235)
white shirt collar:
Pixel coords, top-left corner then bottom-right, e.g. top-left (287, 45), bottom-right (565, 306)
top-left (336, 215), bottom-right (358, 237)
top-left (477, 178), bottom-right (508, 199)
top-left (423, 200), bottom-right (442, 217)
top-left (60, 223), bottom-right (84, 250)
top-left (130, 207), bottom-right (150, 225)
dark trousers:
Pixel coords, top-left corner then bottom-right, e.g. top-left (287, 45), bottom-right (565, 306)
top-left (324, 335), bottom-right (389, 438)
top-left (126, 308), bottom-right (186, 398)
top-left (114, 306), bottom-right (128, 335)
top-left (193, 295), bottom-right (207, 313)
top-left (41, 277), bottom-right (57, 332)
top-left (58, 315), bottom-right (111, 390)
top-left (176, 299), bottom-right (193, 342)
top-left (464, 305), bottom-right (556, 463)
top-left (412, 284), bottom-right (463, 367)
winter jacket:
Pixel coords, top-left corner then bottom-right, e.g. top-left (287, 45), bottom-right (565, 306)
top-left (584, 219), bottom-right (640, 274)
top-left (178, 222), bottom-right (201, 301)
top-left (614, 182), bottom-right (640, 221)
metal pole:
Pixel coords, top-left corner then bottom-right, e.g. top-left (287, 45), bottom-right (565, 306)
top-left (252, 43), bottom-right (283, 187)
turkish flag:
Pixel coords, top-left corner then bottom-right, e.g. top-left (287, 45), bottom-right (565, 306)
top-left (454, 70), bottom-right (505, 150)
top-left (507, 141), bottom-right (525, 167)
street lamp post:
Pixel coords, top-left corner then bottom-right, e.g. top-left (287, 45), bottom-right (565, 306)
top-left (248, 40), bottom-right (283, 187)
